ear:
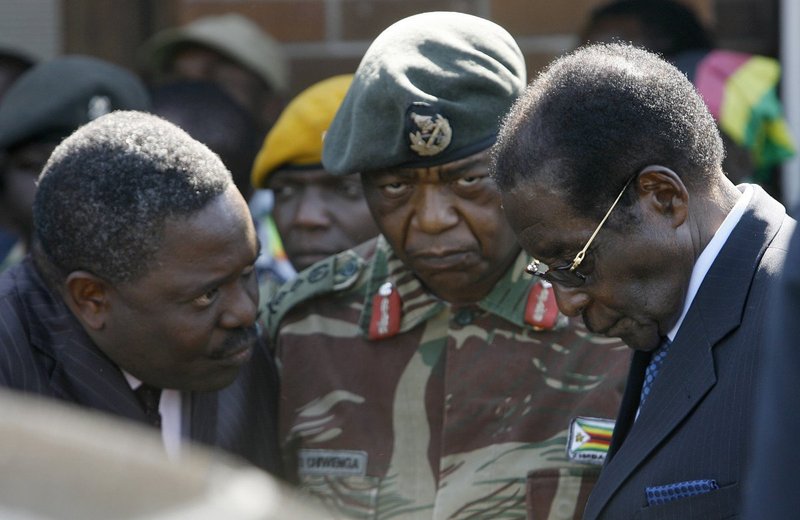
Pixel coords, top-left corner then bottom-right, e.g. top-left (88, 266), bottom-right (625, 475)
top-left (634, 165), bottom-right (689, 229)
top-left (63, 271), bottom-right (111, 331)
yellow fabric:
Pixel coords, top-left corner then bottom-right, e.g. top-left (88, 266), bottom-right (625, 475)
top-left (251, 74), bottom-right (353, 188)
top-left (719, 56), bottom-right (779, 144)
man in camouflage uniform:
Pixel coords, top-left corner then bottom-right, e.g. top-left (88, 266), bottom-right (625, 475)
top-left (266, 12), bottom-right (629, 520)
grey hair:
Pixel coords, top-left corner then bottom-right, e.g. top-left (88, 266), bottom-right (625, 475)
top-left (492, 43), bottom-right (723, 221)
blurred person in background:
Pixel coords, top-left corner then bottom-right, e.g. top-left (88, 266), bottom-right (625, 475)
top-left (0, 48), bottom-right (34, 100)
top-left (250, 74), bottom-right (379, 301)
top-left (581, 0), bottom-right (796, 199)
top-left (138, 13), bottom-right (289, 135)
top-left (150, 79), bottom-right (261, 201)
top-left (0, 48), bottom-right (35, 267)
top-left (0, 55), bottom-right (149, 274)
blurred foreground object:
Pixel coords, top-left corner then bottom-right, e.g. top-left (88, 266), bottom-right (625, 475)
top-left (0, 389), bottom-right (333, 520)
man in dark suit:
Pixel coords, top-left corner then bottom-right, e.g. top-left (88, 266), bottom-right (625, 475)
top-left (0, 110), bottom-right (281, 476)
top-left (491, 43), bottom-right (795, 519)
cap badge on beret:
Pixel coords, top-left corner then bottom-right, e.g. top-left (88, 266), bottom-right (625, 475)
top-left (87, 95), bottom-right (112, 121)
top-left (407, 102), bottom-right (452, 157)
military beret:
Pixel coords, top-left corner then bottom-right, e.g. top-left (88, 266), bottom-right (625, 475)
top-left (322, 11), bottom-right (526, 175)
top-left (0, 55), bottom-right (149, 151)
top-left (251, 74), bottom-right (353, 188)
top-left (139, 13), bottom-right (289, 94)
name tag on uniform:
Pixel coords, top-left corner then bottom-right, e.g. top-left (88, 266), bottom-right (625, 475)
top-left (566, 416), bottom-right (615, 465)
top-left (298, 449), bottom-right (368, 477)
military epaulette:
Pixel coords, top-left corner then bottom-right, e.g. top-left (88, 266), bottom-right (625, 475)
top-left (263, 248), bottom-right (365, 344)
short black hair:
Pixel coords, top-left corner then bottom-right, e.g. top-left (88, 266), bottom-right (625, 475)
top-left (492, 43), bottom-right (723, 220)
top-left (32, 110), bottom-right (232, 285)
top-left (581, 0), bottom-right (714, 58)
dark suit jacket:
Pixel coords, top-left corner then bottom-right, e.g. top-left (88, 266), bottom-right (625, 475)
top-left (0, 257), bottom-right (282, 476)
top-left (583, 185), bottom-right (795, 520)
top-left (742, 205), bottom-right (800, 519)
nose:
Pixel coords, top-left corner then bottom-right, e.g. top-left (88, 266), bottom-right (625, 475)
top-left (412, 185), bottom-right (459, 234)
top-left (219, 280), bottom-right (258, 329)
top-left (293, 187), bottom-right (331, 229)
top-left (551, 283), bottom-right (591, 317)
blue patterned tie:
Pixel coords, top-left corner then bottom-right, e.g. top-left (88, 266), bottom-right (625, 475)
top-left (639, 338), bottom-right (672, 410)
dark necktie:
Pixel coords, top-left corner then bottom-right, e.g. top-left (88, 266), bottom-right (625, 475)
top-left (135, 383), bottom-right (162, 429)
top-left (639, 338), bottom-right (673, 410)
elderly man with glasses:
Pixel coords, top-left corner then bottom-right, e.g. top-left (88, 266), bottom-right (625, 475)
top-left (492, 43), bottom-right (795, 520)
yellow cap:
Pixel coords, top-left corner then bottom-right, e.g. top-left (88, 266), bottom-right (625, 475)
top-left (251, 74), bottom-right (353, 188)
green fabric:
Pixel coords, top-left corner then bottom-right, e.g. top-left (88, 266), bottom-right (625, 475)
top-left (743, 92), bottom-right (797, 182)
top-left (322, 11), bottom-right (526, 175)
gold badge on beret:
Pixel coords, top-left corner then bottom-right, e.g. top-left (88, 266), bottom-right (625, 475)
top-left (408, 105), bottom-right (452, 156)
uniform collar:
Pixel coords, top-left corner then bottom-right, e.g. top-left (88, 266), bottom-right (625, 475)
top-left (357, 236), bottom-right (551, 338)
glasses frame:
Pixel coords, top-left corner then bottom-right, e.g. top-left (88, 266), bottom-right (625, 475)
top-left (525, 171), bottom-right (639, 285)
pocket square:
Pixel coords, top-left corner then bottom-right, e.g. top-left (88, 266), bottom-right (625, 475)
top-left (645, 479), bottom-right (719, 506)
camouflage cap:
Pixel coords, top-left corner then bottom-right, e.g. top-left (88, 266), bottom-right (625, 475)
top-left (321, 11), bottom-right (526, 175)
top-left (139, 13), bottom-right (289, 94)
top-left (0, 55), bottom-right (149, 151)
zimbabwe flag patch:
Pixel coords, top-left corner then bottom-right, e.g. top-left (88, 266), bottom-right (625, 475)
top-left (567, 416), bottom-right (615, 465)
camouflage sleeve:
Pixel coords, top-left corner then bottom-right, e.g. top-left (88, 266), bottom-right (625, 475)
top-left (262, 249), bottom-right (366, 345)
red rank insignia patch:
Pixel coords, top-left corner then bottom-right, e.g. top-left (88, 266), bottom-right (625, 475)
top-left (524, 281), bottom-right (559, 330)
top-left (368, 282), bottom-right (402, 340)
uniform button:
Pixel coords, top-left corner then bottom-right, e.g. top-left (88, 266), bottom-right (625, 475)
top-left (340, 259), bottom-right (357, 276)
top-left (454, 308), bottom-right (474, 326)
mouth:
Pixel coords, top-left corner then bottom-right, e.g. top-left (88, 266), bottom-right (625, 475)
top-left (210, 328), bottom-right (257, 365)
top-left (410, 250), bottom-right (476, 272)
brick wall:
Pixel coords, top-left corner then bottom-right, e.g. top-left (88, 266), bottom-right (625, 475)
top-left (171, 0), bottom-right (712, 95)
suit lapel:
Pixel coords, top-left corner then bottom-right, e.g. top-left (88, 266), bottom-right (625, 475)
top-left (584, 321), bottom-right (717, 519)
top-left (188, 390), bottom-right (218, 445)
top-left (584, 186), bottom-right (786, 519)
top-left (604, 350), bottom-right (648, 461)
top-left (45, 330), bottom-right (145, 422)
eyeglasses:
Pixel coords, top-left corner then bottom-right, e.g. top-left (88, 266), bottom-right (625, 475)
top-left (525, 173), bottom-right (637, 288)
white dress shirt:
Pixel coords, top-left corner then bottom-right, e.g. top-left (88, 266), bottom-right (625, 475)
top-left (667, 184), bottom-right (753, 341)
top-left (123, 371), bottom-right (183, 459)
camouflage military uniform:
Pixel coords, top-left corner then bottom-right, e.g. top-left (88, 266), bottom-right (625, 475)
top-left (267, 236), bottom-right (630, 519)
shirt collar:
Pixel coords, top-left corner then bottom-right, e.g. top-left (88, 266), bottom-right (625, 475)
top-left (667, 184), bottom-right (753, 340)
top-left (122, 370), bottom-right (143, 390)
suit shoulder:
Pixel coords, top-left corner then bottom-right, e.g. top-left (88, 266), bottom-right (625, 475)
top-left (263, 240), bottom-right (374, 343)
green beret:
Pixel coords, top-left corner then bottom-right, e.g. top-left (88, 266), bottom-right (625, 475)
top-left (322, 11), bottom-right (526, 175)
top-left (0, 55), bottom-right (149, 150)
